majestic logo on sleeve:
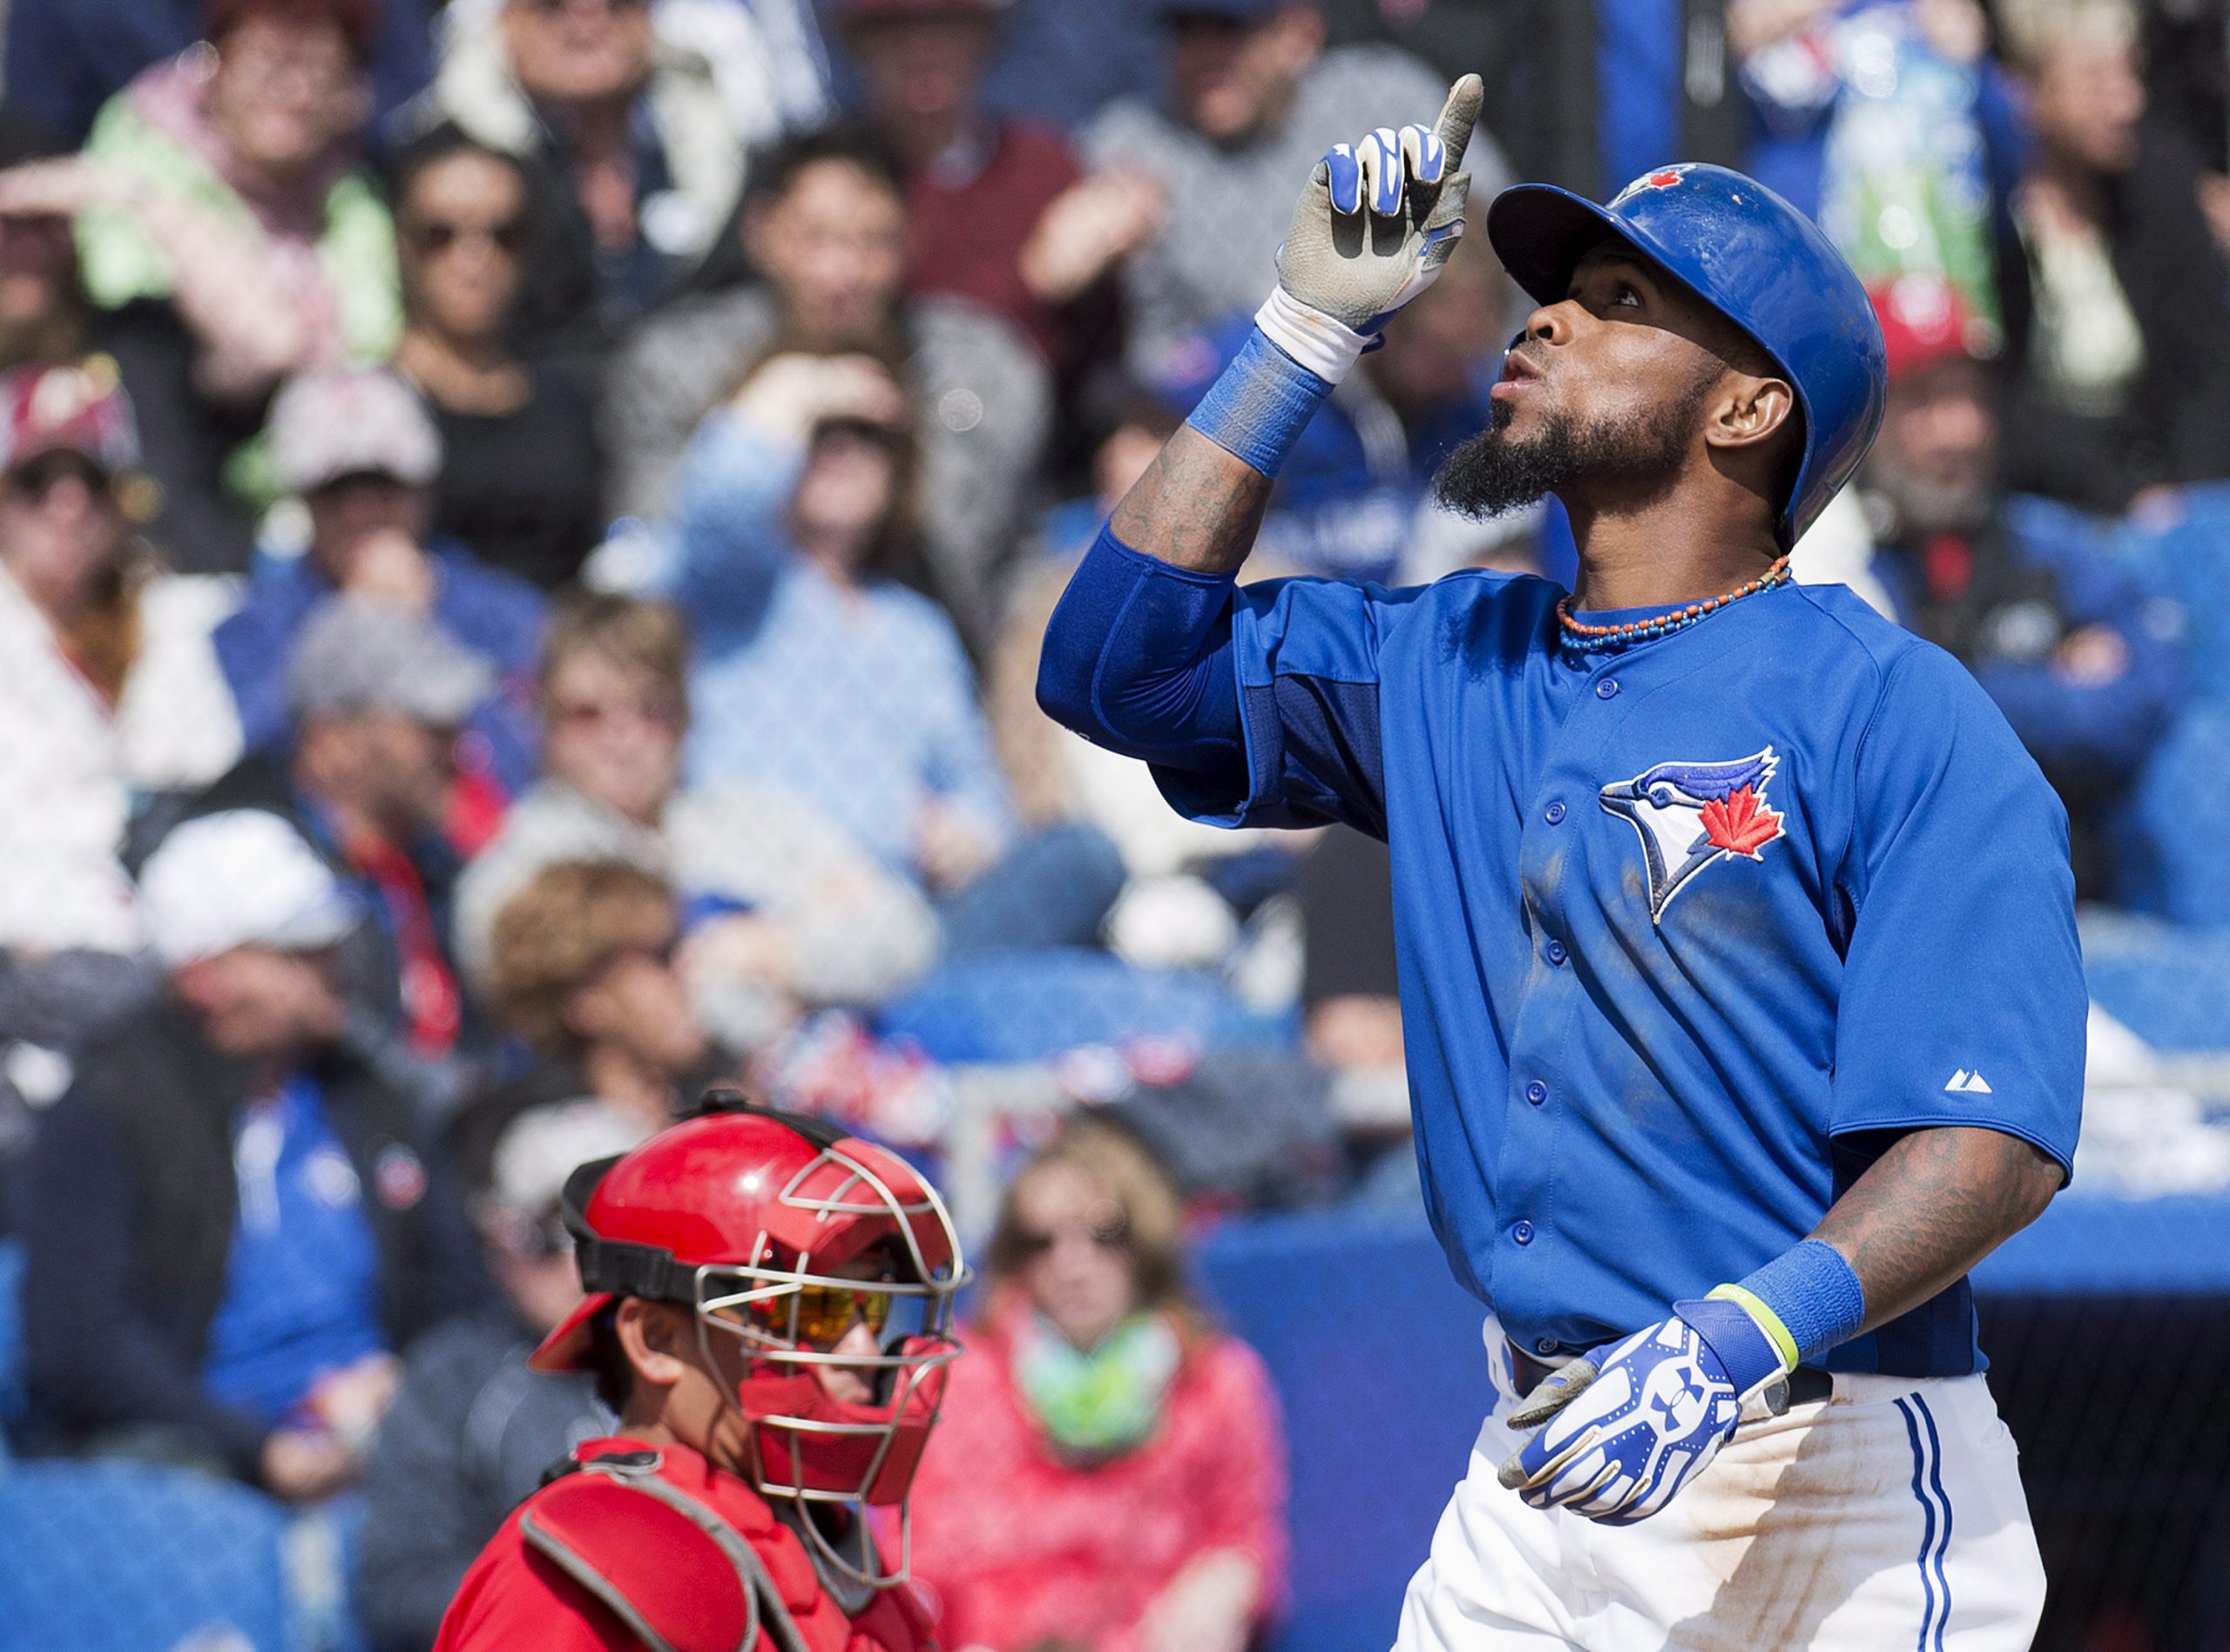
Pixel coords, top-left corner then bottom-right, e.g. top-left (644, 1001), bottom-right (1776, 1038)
top-left (1599, 748), bottom-right (1786, 921)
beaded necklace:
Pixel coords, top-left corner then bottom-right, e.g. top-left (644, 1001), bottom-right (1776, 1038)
top-left (1555, 556), bottom-right (1793, 651)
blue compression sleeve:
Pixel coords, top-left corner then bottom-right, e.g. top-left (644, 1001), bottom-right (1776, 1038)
top-left (1717, 1239), bottom-right (1869, 1367)
top-left (1037, 524), bottom-right (1243, 771)
top-left (1186, 327), bottom-right (1335, 477)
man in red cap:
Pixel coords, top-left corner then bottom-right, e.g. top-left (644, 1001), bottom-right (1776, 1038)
top-left (1855, 272), bottom-right (2180, 900)
top-left (434, 1095), bottom-right (963, 1651)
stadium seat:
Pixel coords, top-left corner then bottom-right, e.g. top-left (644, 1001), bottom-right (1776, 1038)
top-left (0, 1460), bottom-right (292, 1651)
top-left (1194, 1213), bottom-right (1487, 1652)
top-left (2082, 909), bottom-right (2230, 1049)
top-left (0, 1237), bottom-right (24, 1433)
top-left (877, 947), bottom-right (1285, 1063)
top-left (2118, 706), bottom-right (2230, 933)
top-left (2122, 484), bottom-right (2230, 709)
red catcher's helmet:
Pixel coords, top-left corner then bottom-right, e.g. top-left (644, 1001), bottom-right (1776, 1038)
top-left (531, 1096), bottom-right (966, 1590)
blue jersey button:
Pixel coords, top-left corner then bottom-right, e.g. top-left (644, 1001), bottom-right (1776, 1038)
top-left (1524, 1080), bottom-right (1547, 1105)
top-left (1595, 678), bottom-right (1620, 699)
top-left (1512, 1220), bottom-right (1536, 1245)
top-left (1544, 800), bottom-right (1567, 825)
top-left (1536, 1337), bottom-right (1559, 1355)
top-left (1544, 941), bottom-right (1567, 966)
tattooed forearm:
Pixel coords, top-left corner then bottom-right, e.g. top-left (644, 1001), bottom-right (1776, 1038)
top-left (1811, 1127), bottom-right (2064, 1334)
top-left (1108, 425), bottom-right (1275, 576)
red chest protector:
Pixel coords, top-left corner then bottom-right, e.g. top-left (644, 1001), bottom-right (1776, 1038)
top-left (516, 1441), bottom-right (935, 1652)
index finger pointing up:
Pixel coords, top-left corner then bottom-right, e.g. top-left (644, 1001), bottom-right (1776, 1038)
top-left (1434, 73), bottom-right (1485, 171)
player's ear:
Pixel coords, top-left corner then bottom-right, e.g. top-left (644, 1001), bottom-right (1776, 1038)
top-left (1704, 374), bottom-right (1797, 454)
top-left (616, 1298), bottom-right (693, 1392)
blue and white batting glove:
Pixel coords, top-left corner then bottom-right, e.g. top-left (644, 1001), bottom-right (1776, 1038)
top-left (1496, 1297), bottom-right (1790, 1526)
top-left (1254, 74), bottom-right (1483, 387)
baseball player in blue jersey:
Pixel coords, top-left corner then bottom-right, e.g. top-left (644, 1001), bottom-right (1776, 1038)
top-left (1037, 76), bottom-right (2083, 1651)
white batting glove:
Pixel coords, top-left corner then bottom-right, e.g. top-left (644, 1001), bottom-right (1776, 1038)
top-left (1256, 74), bottom-right (1483, 386)
top-left (1496, 1297), bottom-right (1790, 1526)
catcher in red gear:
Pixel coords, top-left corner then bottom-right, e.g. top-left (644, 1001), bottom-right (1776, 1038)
top-left (434, 1093), bottom-right (966, 1652)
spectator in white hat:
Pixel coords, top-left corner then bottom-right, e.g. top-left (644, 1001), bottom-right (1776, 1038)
top-left (213, 364), bottom-right (548, 802)
top-left (142, 809), bottom-right (365, 970)
top-left (0, 358), bottom-right (240, 961)
top-left (357, 1098), bottom-right (650, 1652)
top-left (17, 808), bottom-right (484, 1501)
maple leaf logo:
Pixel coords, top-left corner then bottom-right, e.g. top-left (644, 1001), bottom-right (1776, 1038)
top-left (1697, 785), bottom-right (1782, 859)
top-left (1602, 748), bottom-right (1785, 920)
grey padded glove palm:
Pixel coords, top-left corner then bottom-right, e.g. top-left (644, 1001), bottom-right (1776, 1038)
top-left (1267, 74), bottom-right (1484, 360)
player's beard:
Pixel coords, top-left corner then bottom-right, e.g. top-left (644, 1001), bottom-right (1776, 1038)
top-left (1435, 373), bottom-right (1714, 521)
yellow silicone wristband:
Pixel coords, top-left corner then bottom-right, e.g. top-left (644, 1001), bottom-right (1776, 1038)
top-left (1710, 1283), bottom-right (1800, 1373)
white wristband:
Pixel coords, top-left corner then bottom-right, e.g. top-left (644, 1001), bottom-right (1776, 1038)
top-left (1254, 285), bottom-right (1372, 386)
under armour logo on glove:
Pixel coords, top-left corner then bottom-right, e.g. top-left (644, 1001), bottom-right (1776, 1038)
top-left (1497, 1297), bottom-right (1787, 1525)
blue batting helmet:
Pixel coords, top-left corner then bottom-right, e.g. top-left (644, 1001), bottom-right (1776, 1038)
top-left (1485, 163), bottom-right (1888, 548)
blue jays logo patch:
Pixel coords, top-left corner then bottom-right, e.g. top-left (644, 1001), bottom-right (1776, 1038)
top-left (1600, 748), bottom-right (1786, 922)
top-left (1612, 165), bottom-right (1692, 206)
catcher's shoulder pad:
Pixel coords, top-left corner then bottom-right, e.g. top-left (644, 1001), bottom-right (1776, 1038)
top-left (519, 1465), bottom-right (753, 1652)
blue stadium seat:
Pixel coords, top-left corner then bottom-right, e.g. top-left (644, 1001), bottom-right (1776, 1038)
top-left (0, 1237), bottom-right (24, 1433)
top-left (2118, 706), bottom-right (2230, 932)
top-left (877, 947), bottom-right (1285, 1063)
top-left (2082, 909), bottom-right (2230, 1049)
top-left (2122, 484), bottom-right (2230, 708)
top-left (0, 1460), bottom-right (293, 1651)
top-left (1194, 1214), bottom-right (1487, 1652)
top-left (2103, 490), bottom-right (2230, 926)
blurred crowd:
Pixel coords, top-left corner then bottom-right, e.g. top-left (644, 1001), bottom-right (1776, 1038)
top-left (0, 0), bottom-right (2228, 1647)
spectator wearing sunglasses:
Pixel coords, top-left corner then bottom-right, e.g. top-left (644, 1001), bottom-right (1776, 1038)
top-left (908, 1117), bottom-right (1287, 1652)
top-left (451, 594), bottom-right (939, 1060)
top-left (406, 0), bottom-right (821, 344)
top-left (0, 360), bottom-right (240, 965)
top-left (356, 1098), bottom-right (651, 1652)
top-left (0, 118), bottom-right (258, 576)
top-left (391, 130), bottom-right (609, 594)
top-left (449, 858), bottom-right (716, 1210)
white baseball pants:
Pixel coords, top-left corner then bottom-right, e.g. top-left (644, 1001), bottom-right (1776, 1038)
top-left (1393, 1318), bottom-right (2046, 1651)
